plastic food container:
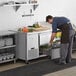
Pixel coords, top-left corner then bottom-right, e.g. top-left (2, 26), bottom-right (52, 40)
top-left (0, 55), bottom-right (3, 61)
top-left (6, 53), bottom-right (15, 59)
top-left (5, 38), bottom-right (13, 46)
top-left (2, 54), bottom-right (7, 60)
top-left (51, 48), bottom-right (60, 59)
top-left (0, 39), bottom-right (5, 47)
top-left (6, 55), bottom-right (10, 59)
top-left (10, 54), bottom-right (15, 59)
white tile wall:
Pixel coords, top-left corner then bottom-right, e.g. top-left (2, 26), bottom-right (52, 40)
top-left (0, 0), bottom-right (76, 30)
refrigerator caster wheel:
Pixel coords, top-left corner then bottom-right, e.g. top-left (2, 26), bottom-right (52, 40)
top-left (25, 61), bottom-right (29, 64)
top-left (48, 56), bottom-right (51, 59)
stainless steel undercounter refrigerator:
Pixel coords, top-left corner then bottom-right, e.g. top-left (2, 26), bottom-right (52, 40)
top-left (51, 41), bottom-right (60, 59)
top-left (39, 40), bottom-right (61, 60)
top-left (73, 33), bottom-right (76, 51)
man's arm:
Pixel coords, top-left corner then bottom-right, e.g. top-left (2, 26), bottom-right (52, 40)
top-left (50, 20), bottom-right (57, 45)
top-left (50, 33), bottom-right (56, 44)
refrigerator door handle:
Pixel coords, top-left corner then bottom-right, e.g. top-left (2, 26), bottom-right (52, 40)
top-left (31, 47), bottom-right (35, 50)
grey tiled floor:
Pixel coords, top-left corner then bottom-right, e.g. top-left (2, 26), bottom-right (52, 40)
top-left (43, 66), bottom-right (76, 76)
top-left (0, 52), bottom-right (76, 76)
top-left (44, 52), bottom-right (76, 76)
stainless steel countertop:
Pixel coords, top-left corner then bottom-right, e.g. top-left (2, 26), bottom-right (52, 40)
top-left (0, 31), bottom-right (17, 36)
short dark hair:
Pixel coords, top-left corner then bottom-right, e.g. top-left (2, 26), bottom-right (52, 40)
top-left (46, 15), bottom-right (53, 22)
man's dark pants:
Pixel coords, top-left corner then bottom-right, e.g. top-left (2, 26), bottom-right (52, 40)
top-left (59, 24), bottom-right (75, 63)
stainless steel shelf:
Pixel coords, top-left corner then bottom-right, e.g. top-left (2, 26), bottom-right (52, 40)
top-left (0, 2), bottom-right (39, 12)
top-left (0, 58), bottom-right (16, 64)
top-left (39, 55), bottom-right (47, 58)
top-left (3, 3), bottom-right (39, 7)
top-left (0, 45), bottom-right (16, 50)
top-left (0, 31), bottom-right (17, 64)
top-left (0, 31), bottom-right (16, 36)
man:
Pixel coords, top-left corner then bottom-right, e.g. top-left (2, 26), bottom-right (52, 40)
top-left (46, 15), bottom-right (75, 65)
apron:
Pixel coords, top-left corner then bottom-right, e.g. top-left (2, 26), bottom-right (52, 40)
top-left (58, 23), bottom-right (70, 44)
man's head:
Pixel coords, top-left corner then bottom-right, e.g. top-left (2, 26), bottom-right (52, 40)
top-left (46, 15), bottom-right (53, 24)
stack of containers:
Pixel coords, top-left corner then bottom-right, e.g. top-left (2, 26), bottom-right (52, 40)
top-left (0, 37), bottom-right (15, 61)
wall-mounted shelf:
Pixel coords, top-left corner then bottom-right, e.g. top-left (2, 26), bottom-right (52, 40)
top-left (0, 2), bottom-right (39, 12)
top-left (5, 3), bottom-right (39, 11)
top-left (3, 3), bottom-right (39, 7)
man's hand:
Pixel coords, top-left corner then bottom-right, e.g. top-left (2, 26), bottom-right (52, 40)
top-left (48, 33), bottom-right (56, 47)
top-left (50, 33), bottom-right (56, 43)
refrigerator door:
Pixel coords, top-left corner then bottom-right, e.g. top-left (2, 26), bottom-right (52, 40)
top-left (73, 34), bottom-right (76, 50)
top-left (27, 33), bottom-right (39, 60)
top-left (39, 32), bottom-right (51, 45)
top-left (51, 48), bottom-right (60, 59)
top-left (27, 33), bottom-right (39, 50)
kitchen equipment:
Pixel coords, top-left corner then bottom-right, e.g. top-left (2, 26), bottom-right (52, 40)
top-left (17, 32), bottom-right (39, 63)
top-left (51, 48), bottom-right (60, 59)
top-left (6, 53), bottom-right (15, 59)
top-left (0, 55), bottom-right (3, 61)
top-left (0, 39), bottom-right (5, 47)
top-left (5, 38), bottom-right (13, 46)
top-left (39, 31), bottom-right (52, 45)
top-left (10, 54), bottom-right (15, 59)
top-left (2, 54), bottom-right (7, 60)
top-left (0, 53), bottom-right (15, 61)
top-left (39, 44), bottom-right (51, 56)
top-left (51, 42), bottom-right (60, 59)
top-left (73, 33), bottom-right (76, 51)
top-left (0, 31), bottom-right (16, 64)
